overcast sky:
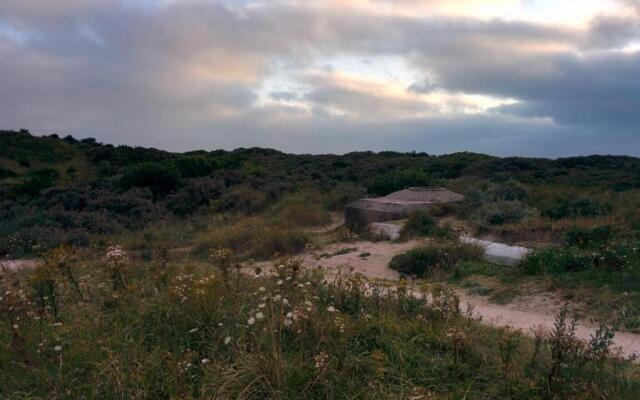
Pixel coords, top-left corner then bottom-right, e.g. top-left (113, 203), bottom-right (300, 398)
top-left (0, 0), bottom-right (638, 156)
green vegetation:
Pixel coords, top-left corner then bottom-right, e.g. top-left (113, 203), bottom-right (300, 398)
top-left (2, 130), bottom-right (640, 397)
top-left (400, 210), bottom-right (453, 239)
top-left (389, 242), bottom-right (483, 277)
top-left (1, 249), bottom-right (638, 399)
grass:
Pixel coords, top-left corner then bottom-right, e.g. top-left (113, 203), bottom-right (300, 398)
top-left (1, 247), bottom-right (638, 399)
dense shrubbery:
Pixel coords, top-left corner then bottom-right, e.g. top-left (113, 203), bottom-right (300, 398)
top-left (389, 242), bottom-right (483, 276)
top-left (1, 130), bottom-right (640, 258)
top-left (400, 210), bottom-right (452, 239)
top-left (462, 180), bottom-right (537, 225)
top-left (367, 168), bottom-right (436, 195)
top-left (9, 168), bottom-right (60, 197)
top-left (119, 162), bottom-right (182, 199)
top-left (521, 241), bottom-right (640, 276)
top-left (563, 225), bottom-right (616, 248)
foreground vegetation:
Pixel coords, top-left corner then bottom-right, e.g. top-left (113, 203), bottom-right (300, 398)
top-left (1, 247), bottom-right (639, 399)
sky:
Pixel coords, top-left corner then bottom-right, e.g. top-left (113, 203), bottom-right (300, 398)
top-left (0, 0), bottom-right (638, 156)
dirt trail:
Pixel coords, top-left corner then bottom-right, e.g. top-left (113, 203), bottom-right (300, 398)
top-left (291, 239), bottom-right (640, 358)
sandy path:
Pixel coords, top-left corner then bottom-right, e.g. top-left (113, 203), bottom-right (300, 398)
top-left (287, 239), bottom-right (640, 358)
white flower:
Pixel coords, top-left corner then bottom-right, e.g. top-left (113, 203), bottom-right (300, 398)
top-left (258, 303), bottom-right (266, 309)
top-left (284, 319), bottom-right (293, 327)
top-left (282, 298), bottom-right (289, 306)
top-left (12, 324), bottom-right (18, 330)
top-left (274, 294), bottom-right (282, 301)
top-left (201, 358), bottom-right (210, 364)
top-left (276, 280), bottom-right (284, 286)
top-left (54, 345), bottom-right (62, 352)
top-left (259, 286), bottom-right (266, 292)
top-left (189, 328), bottom-right (199, 333)
top-left (255, 312), bottom-right (264, 320)
top-left (224, 336), bottom-right (231, 345)
top-left (218, 322), bottom-right (223, 327)
top-left (247, 317), bottom-right (256, 325)
top-left (327, 306), bottom-right (337, 313)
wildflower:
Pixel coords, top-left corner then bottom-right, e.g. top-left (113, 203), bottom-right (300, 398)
top-left (274, 294), bottom-right (282, 301)
top-left (284, 319), bottom-right (293, 327)
top-left (327, 306), bottom-right (337, 313)
top-left (282, 298), bottom-right (290, 306)
top-left (258, 303), bottom-right (266, 309)
top-left (54, 345), bottom-right (62, 352)
top-left (189, 328), bottom-right (199, 333)
top-left (247, 317), bottom-right (256, 325)
top-left (276, 280), bottom-right (284, 286)
top-left (314, 351), bottom-right (328, 369)
top-left (201, 358), bottom-right (210, 364)
top-left (218, 322), bottom-right (223, 327)
top-left (255, 312), bottom-right (264, 320)
top-left (12, 324), bottom-right (18, 330)
top-left (259, 286), bottom-right (266, 292)
top-left (52, 322), bottom-right (63, 327)
top-left (286, 312), bottom-right (294, 319)
top-left (224, 336), bottom-right (231, 345)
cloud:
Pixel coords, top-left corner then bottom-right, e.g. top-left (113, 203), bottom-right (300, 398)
top-left (0, 0), bottom-right (638, 156)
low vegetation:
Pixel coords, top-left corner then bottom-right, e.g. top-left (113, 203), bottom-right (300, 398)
top-left (389, 242), bottom-right (484, 277)
top-left (1, 248), bottom-right (638, 399)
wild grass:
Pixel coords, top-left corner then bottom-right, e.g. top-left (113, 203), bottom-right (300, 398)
top-left (1, 247), bottom-right (638, 399)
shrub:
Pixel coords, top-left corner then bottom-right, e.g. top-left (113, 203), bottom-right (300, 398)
top-left (401, 210), bottom-right (452, 238)
top-left (478, 200), bottom-right (533, 225)
top-left (539, 195), bottom-right (613, 219)
top-left (173, 157), bottom-right (218, 178)
top-left (164, 178), bottom-right (224, 216)
top-left (367, 168), bottom-right (435, 196)
top-left (213, 185), bottom-right (269, 214)
top-left (119, 162), bottom-right (181, 199)
top-left (520, 247), bottom-right (593, 275)
top-left (563, 225), bottom-right (615, 248)
top-left (389, 242), bottom-right (483, 276)
top-left (326, 183), bottom-right (366, 211)
top-left (10, 168), bottom-right (60, 197)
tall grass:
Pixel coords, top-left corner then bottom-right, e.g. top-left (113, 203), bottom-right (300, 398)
top-left (1, 248), bottom-right (637, 399)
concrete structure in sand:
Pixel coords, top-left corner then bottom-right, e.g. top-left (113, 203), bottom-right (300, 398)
top-left (345, 187), bottom-right (464, 228)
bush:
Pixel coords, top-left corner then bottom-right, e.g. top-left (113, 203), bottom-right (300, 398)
top-left (401, 210), bottom-right (452, 238)
top-left (213, 185), bottom-right (269, 214)
top-left (520, 247), bottom-right (592, 275)
top-left (539, 195), bottom-right (613, 219)
top-left (478, 200), bottom-right (533, 225)
top-left (367, 168), bottom-right (435, 196)
top-left (119, 162), bottom-right (181, 199)
top-left (327, 183), bottom-right (366, 211)
top-left (164, 178), bottom-right (224, 216)
top-left (10, 168), bottom-right (60, 197)
top-left (389, 242), bottom-right (483, 276)
top-left (563, 225), bottom-right (616, 248)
